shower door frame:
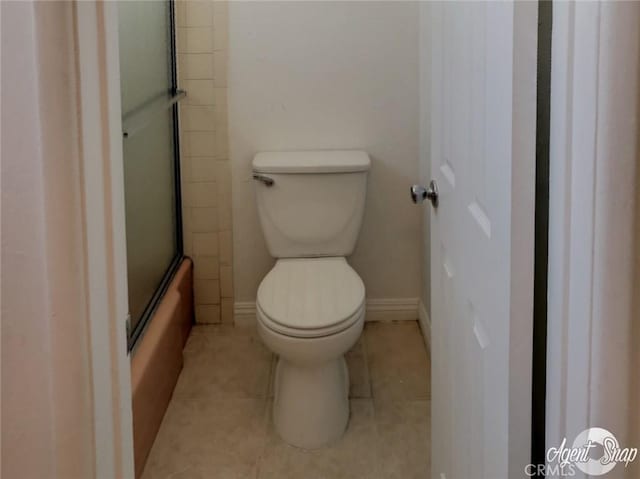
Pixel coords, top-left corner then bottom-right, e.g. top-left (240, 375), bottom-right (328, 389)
top-left (123, 0), bottom-right (185, 351)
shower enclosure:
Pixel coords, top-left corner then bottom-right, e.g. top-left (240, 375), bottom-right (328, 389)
top-left (118, 0), bottom-right (184, 349)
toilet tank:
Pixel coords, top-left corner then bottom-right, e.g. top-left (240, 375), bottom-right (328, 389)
top-left (252, 150), bottom-right (370, 258)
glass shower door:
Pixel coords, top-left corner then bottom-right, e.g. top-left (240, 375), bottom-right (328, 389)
top-left (118, 0), bottom-right (183, 348)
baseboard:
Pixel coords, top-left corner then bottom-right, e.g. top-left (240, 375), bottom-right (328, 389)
top-left (364, 298), bottom-right (419, 321)
top-left (417, 299), bottom-right (431, 352)
top-left (234, 297), bottom-right (420, 326)
top-left (233, 301), bottom-right (257, 328)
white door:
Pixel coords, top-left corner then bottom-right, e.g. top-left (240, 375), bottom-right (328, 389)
top-left (425, 3), bottom-right (537, 478)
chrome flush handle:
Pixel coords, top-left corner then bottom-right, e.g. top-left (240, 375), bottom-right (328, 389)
top-left (410, 180), bottom-right (438, 208)
top-left (252, 173), bottom-right (275, 187)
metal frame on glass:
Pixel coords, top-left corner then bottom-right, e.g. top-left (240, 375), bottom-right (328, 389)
top-left (127, 0), bottom-right (185, 352)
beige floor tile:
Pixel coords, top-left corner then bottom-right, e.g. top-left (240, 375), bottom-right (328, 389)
top-left (365, 321), bottom-right (431, 401)
top-left (175, 325), bottom-right (273, 399)
top-left (374, 399), bottom-right (431, 479)
top-left (183, 324), bottom-right (261, 353)
top-left (142, 397), bottom-right (268, 479)
top-left (143, 322), bottom-right (430, 479)
top-left (143, 463), bottom-right (257, 479)
top-left (267, 356), bottom-right (277, 399)
top-left (346, 343), bottom-right (372, 398)
top-left (257, 399), bottom-right (382, 479)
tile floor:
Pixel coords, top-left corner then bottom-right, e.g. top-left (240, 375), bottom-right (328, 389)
top-left (142, 321), bottom-right (431, 479)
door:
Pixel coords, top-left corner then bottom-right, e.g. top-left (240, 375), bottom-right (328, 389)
top-left (425, 3), bottom-right (537, 478)
top-left (118, 0), bottom-right (184, 349)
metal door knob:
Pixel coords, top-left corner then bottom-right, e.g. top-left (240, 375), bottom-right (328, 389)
top-left (410, 180), bottom-right (438, 207)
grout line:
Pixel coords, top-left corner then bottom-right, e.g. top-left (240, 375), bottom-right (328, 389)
top-left (253, 395), bottom-right (271, 479)
top-left (265, 354), bottom-right (275, 399)
top-left (361, 329), bottom-right (373, 400)
top-left (362, 324), bottom-right (375, 401)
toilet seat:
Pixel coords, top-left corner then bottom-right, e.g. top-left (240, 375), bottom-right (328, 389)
top-left (256, 257), bottom-right (365, 338)
top-left (257, 302), bottom-right (365, 339)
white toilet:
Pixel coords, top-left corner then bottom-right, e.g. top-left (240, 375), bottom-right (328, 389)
top-left (252, 150), bottom-right (370, 449)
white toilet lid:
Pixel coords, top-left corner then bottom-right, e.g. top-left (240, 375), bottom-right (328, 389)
top-left (257, 257), bottom-right (365, 333)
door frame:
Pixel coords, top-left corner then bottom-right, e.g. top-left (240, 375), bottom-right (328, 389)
top-left (75, 1), bottom-right (134, 477)
top-left (546, 2), bottom-right (640, 476)
top-left (72, 0), bottom-right (640, 477)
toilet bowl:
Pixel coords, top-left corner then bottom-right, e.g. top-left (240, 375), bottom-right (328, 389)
top-left (252, 150), bottom-right (370, 448)
top-left (256, 257), bottom-right (365, 449)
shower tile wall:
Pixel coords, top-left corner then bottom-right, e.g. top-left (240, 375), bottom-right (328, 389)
top-left (176, 0), bottom-right (233, 323)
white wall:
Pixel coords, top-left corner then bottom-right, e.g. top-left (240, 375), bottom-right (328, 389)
top-left (1, 2), bottom-right (94, 477)
top-left (228, 1), bottom-right (422, 305)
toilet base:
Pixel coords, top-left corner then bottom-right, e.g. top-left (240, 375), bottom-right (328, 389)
top-left (272, 356), bottom-right (350, 449)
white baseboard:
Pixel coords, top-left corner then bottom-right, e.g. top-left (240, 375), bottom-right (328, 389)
top-left (234, 297), bottom-right (420, 326)
top-left (364, 298), bottom-right (419, 321)
top-left (418, 300), bottom-right (431, 352)
top-left (233, 301), bottom-right (257, 328)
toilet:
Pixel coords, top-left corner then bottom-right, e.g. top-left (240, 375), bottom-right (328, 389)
top-left (252, 150), bottom-right (370, 449)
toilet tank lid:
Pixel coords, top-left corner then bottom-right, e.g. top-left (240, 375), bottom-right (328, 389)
top-left (253, 150), bottom-right (370, 174)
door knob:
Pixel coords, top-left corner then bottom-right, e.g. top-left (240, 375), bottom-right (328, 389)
top-left (410, 180), bottom-right (438, 207)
